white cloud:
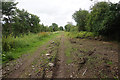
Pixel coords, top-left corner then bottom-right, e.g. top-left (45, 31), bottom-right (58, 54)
top-left (15, 0), bottom-right (120, 27)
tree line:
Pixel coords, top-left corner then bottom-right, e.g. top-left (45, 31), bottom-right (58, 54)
top-left (2, 2), bottom-right (64, 37)
top-left (65, 1), bottom-right (120, 41)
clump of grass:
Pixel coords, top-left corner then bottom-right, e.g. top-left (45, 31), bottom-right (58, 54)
top-left (64, 39), bottom-right (73, 64)
top-left (66, 59), bottom-right (73, 64)
top-left (107, 61), bottom-right (113, 65)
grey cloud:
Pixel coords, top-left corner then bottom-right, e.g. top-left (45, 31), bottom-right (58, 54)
top-left (16, 0), bottom-right (119, 26)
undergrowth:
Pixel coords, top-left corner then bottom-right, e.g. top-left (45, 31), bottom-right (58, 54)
top-left (2, 32), bottom-right (60, 63)
top-left (66, 31), bottom-right (97, 39)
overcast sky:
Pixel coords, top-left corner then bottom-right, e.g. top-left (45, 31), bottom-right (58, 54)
top-left (15, 0), bottom-right (119, 27)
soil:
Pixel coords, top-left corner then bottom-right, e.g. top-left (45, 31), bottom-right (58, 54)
top-left (2, 32), bottom-right (119, 78)
top-left (52, 34), bottom-right (68, 78)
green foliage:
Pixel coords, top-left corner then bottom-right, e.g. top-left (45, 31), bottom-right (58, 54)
top-left (66, 31), bottom-right (95, 38)
top-left (85, 32), bottom-right (95, 37)
top-left (50, 23), bottom-right (59, 32)
top-left (77, 31), bottom-right (87, 38)
top-left (59, 26), bottom-right (64, 31)
top-left (2, 32), bottom-right (50, 52)
top-left (3, 8), bottom-right (41, 36)
top-left (70, 26), bottom-right (78, 32)
top-left (86, 1), bottom-right (120, 41)
top-left (2, 34), bottom-right (15, 51)
top-left (101, 2), bottom-right (120, 41)
top-left (72, 1), bottom-right (120, 41)
top-left (2, 2), bottom-right (60, 37)
top-left (107, 61), bottom-right (113, 65)
top-left (4, 53), bottom-right (14, 61)
top-left (77, 31), bottom-right (95, 38)
top-left (2, 2), bottom-right (17, 18)
top-left (64, 37), bottom-right (73, 64)
top-left (2, 32), bottom-right (60, 63)
top-left (65, 22), bottom-right (75, 32)
top-left (86, 2), bottom-right (110, 32)
top-left (2, 2), bottom-right (18, 35)
top-left (72, 9), bottom-right (89, 31)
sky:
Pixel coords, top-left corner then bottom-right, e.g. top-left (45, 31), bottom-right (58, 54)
top-left (15, 0), bottom-right (120, 27)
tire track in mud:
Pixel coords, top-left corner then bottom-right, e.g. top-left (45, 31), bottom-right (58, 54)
top-left (5, 43), bottom-right (49, 78)
top-left (52, 34), bottom-right (68, 78)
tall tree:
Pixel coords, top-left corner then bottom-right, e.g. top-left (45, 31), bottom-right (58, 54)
top-left (72, 9), bottom-right (89, 31)
top-left (59, 26), bottom-right (64, 31)
top-left (2, 1), bottom-right (18, 35)
top-left (101, 2), bottom-right (120, 40)
top-left (86, 2), bottom-right (109, 33)
top-left (64, 22), bottom-right (74, 32)
top-left (51, 23), bottom-right (59, 32)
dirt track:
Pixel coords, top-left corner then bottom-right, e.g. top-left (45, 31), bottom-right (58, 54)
top-left (2, 32), bottom-right (119, 78)
top-left (52, 34), bottom-right (68, 78)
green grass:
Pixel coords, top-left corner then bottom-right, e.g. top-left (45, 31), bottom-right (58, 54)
top-left (2, 32), bottom-right (61, 63)
top-left (66, 59), bottom-right (73, 64)
top-left (107, 61), bottom-right (113, 65)
top-left (64, 38), bottom-right (73, 64)
top-left (0, 37), bottom-right (2, 63)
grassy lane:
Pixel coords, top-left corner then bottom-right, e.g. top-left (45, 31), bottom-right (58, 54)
top-left (2, 32), bottom-right (61, 63)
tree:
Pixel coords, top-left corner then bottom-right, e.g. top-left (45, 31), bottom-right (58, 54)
top-left (50, 23), bottom-right (59, 32)
top-left (86, 1), bottom-right (120, 41)
top-left (70, 26), bottom-right (78, 32)
top-left (72, 9), bottom-right (89, 31)
top-left (59, 26), bottom-right (64, 31)
top-left (86, 2), bottom-right (109, 33)
top-left (12, 9), bottom-right (41, 35)
top-left (2, 1), bottom-right (18, 35)
top-left (2, 2), bottom-right (18, 23)
top-left (65, 22), bottom-right (74, 32)
top-left (2, 2), bottom-right (41, 36)
top-left (29, 13), bottom-right (40, 33)
top-left (101, 2), bottom-right (120, 41)
top-left (49, 25), bottom-right (53, 32)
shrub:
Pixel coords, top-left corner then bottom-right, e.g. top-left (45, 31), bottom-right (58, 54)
top-left (85, 32), bottom-right (95, 37)
top-left (66, 31), bottom-right (96, 39)
top-left (77, 31), bottom-right (87, 38)
top-left (2, 52), bottom-right (14, 62)
top-left (2, 34), bottom-right (15, 51)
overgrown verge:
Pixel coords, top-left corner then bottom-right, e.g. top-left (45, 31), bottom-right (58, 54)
top-left (2, 32), bottom-right (60, 63)
top-left (66, 31), bottom-right (102, 40)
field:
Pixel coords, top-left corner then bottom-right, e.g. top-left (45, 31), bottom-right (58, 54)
top-left (2, 32), bottom-right (118, 78)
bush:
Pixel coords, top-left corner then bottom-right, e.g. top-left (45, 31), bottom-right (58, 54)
top-left (76, 31), bottom-right (95, 38)
top-left (66, 31), bottom-right (96, 39)
top-left (85, 32), bottom-right (95, 37)
top-left (2, 34), bottom-right (15, 51)
top-left (77, 31), bottom-right (87, 38)
top-left (2, 52), bottom-right (14, 62)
